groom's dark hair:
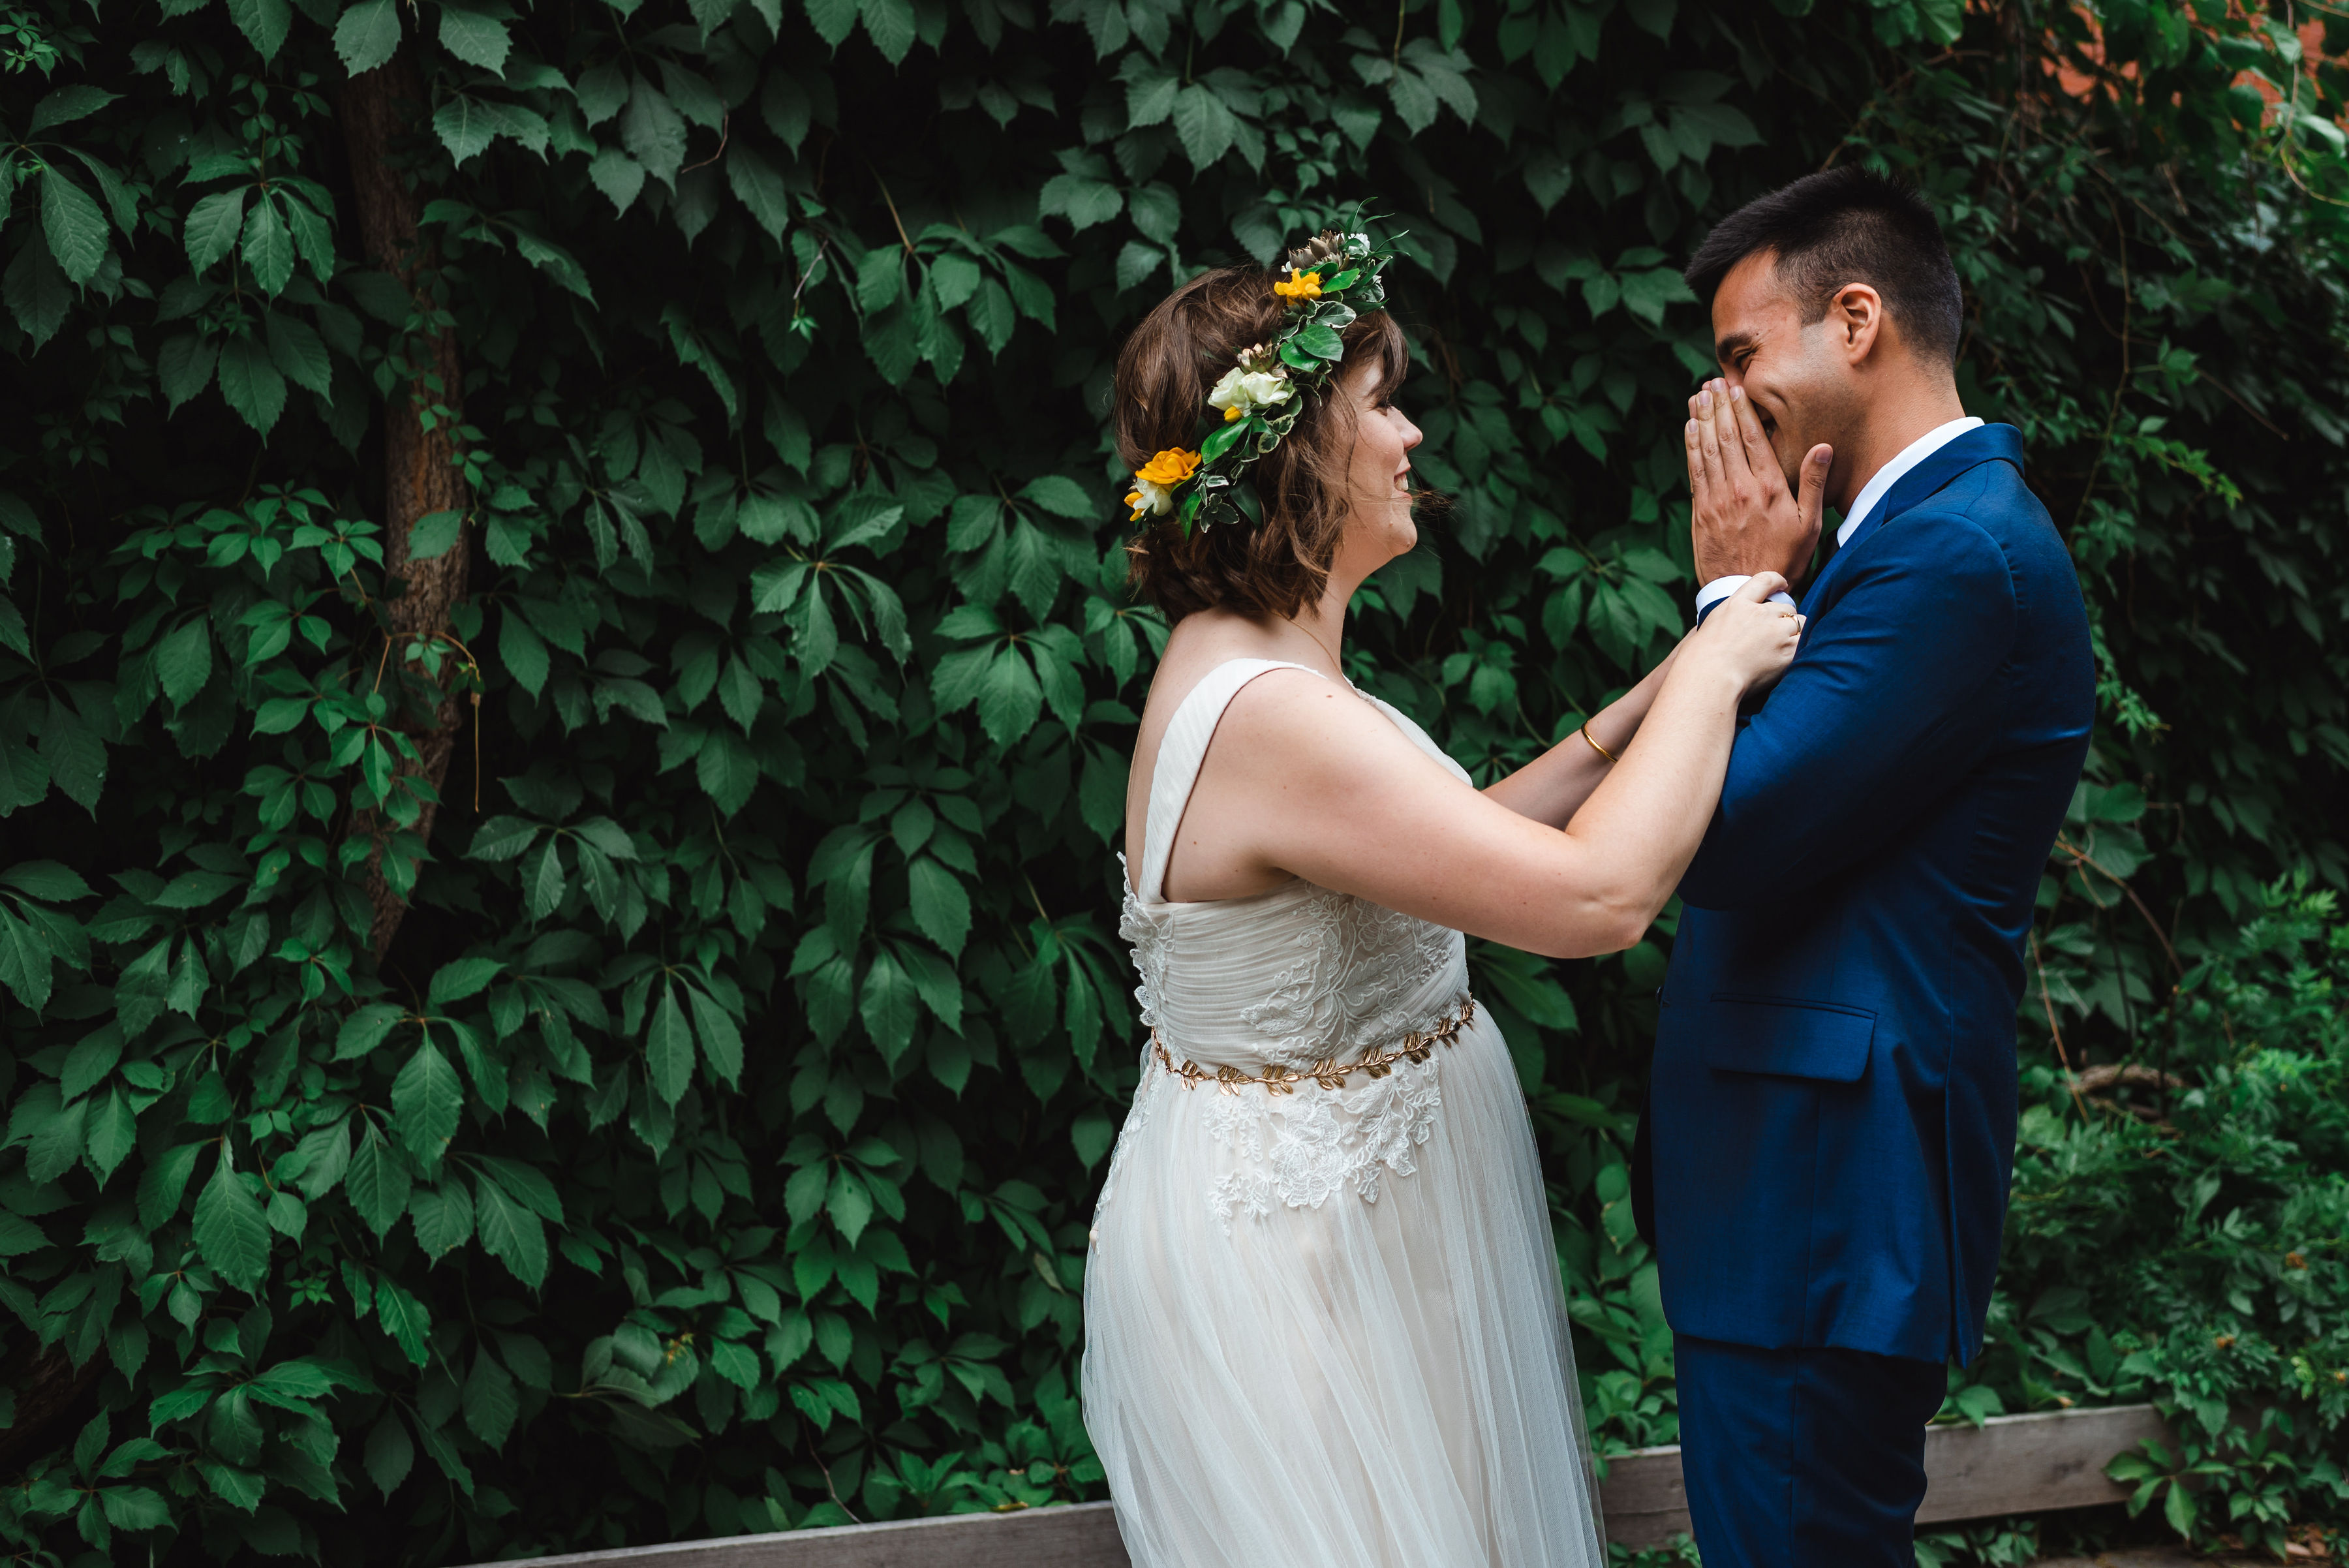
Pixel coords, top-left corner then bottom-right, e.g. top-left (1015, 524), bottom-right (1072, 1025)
top-left (1685, 168), bottom-right (1963, 365)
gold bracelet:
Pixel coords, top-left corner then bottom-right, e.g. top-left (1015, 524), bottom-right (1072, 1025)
top-left (1580, 719), bottom-right (1619, 765)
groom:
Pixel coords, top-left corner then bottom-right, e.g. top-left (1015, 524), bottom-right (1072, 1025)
top-left (1634, 169), bottom-right (2095, 1565)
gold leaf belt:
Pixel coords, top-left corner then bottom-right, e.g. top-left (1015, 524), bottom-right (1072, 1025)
top-left (1150, 996), bottom-right (1477, 1094)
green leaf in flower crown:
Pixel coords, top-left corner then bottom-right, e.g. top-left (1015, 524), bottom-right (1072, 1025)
top-left (1291, 322), bottom-right (1345, 360)
top-left (1201, 420), bottom-right (1249, 463)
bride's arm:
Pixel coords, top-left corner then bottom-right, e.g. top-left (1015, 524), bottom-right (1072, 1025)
top-left (1190, 578), bottom-right (1798, 958)
top-left (1482, 638), bottom-right (1686, 829)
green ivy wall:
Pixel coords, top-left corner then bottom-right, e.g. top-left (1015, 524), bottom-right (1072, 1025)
top-left (0, 0), bottom-right (2344, 1560)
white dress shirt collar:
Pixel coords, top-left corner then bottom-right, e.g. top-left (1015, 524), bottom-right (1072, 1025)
top-left (1835, 416), bottom-right (1984, 547)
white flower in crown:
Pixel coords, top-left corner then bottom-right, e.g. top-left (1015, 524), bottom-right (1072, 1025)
top-left (1206, 361), bottom-right (1293, 424)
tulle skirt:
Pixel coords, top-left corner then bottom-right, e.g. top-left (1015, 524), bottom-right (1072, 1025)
top-left (1081, 1011), bottom-right (1606, 1568)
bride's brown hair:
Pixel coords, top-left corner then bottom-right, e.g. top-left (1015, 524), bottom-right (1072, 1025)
top-left (1114, 266), bottom-right (1409, 621)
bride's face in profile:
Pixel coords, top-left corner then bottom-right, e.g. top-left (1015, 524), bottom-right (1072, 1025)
top-left (1336, 357), bottom-right (1424, 574)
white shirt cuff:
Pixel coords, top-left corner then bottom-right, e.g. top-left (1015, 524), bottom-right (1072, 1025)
top-left (1695, 575), bottom-right (1799, 618)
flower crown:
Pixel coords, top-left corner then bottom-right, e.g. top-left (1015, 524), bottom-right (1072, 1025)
top-left (1125, 225), bottom-right (1399, 536)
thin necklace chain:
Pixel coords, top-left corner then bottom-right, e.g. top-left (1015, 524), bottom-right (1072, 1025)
top-left (1288, 616), bottom-right (1344, 677)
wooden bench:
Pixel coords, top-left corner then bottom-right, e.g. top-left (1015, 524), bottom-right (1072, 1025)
top-left (468, 1403), bottom-right (2171, 1565)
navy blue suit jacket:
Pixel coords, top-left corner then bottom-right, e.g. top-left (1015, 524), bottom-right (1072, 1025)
top-left (1648, 423), bottom-right (2093, 1366)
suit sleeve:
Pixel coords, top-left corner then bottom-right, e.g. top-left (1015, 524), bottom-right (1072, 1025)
top-left (1676, 511), bottom-right (2019, 910)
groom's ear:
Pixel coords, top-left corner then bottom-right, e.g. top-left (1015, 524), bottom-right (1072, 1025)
top-left (1830, 283), bottom-right (1887, 366)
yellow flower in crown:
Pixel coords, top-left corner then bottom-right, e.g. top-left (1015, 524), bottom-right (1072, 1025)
top-left (1272, 269), bottom-right (1323, 303)
top-left (1126, 446), bottom-right (1201, 521)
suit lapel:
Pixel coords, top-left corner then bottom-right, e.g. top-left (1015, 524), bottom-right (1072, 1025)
top-left (1798, 423), bottom-right (2027, 617)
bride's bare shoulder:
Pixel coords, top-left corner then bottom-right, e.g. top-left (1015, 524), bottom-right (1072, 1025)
top-left (1139, 613), bottom-right (1284, 716)
top-left (1213, 671), bottom-right (1429, 797)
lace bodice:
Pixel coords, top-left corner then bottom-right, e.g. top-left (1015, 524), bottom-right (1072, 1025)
top-left (1109, 659), bottom-right (1473, 1222)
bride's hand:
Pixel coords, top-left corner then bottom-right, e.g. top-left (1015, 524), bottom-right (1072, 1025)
top-left (1689, 572), bottom-right (1803, 694)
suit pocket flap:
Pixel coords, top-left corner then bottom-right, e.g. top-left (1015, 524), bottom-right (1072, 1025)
top-left (1698, 998), bottom-right (1875, 1082)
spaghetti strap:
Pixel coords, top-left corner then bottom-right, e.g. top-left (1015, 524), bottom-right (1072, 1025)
top-left (1137, 658), bottom-right (1323, 904)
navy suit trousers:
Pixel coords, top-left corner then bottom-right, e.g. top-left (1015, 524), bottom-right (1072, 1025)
top-left (1674, 1334), bottom-right (1946, 1568)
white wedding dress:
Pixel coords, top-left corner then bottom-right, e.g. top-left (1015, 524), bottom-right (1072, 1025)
top-left (1082, 658), bottom-right (1606, 1568)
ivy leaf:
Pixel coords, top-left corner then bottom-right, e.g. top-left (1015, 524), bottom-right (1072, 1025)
top-left (183, 190), bottom-right (248, 273)
top-left (262, 310), bottom-right (331, 396)
top-left (1017, 475), bottom-right (1096, 519)
top-left (39, 170), bottom-right (108, 284)
top-left (0, 908), bottom-right (50, 1010)
top-left (409, 1182), bottom-right (474, 1256)
top-left (621, 78), bottom-right (687, 189)
top-left (432, 957), bottom-right (505, 1004)
top-left (1037, 166), bottom-right (1122, 232)
top-left (1171, 84), bottom-right (1238, 170)
top-left (804, 0), bottom-right (856, 45)
top-left (226, 0), bottom-right (292, 60)
top-left (462, 1349), bottom-right (518, 1446)
top-left (645, 983), bottom-right (694, 1104)
top-left (157, 334), bottom-right (220, 411)
top-left (346, 1126), bottom-right (412, 1237)
top-left (683, 983), bottom-right (744, 1086)
top-left (27, 85), bottom-right (121, 135)
top-left (335, 1002), bottom-right (407, 1061)
top-left (472, 1174), bottom-right (549, 1288)
top-left (434, 95), bottom-right (497, 165)
top-left (334, 0), bottom-right (401, 74)
top-left (724, 143), bottom-right (791, 241)
top-left (3, 241), bottom-right (69, 350)
top-left (374, 1277), bottom-right (431, 1366)
top-left (858, 949), bottom-right (918, 1065)
top-left (857, 0), bottom-right (916, 63)
top-left (0, 860), bottom-right (92, 900)
top-left (292, 1119), bottom-right (352, 1199)
top-left (439, 6), bottom-right (512, 74)
top-left (138, 1143), bottom-right (203, 1230)
top-left (193, 1152), bottom-right (270, 1292)
top-left (239, 192), bottom-right (295, 296)
top-left (974, 647), bottom-right (1042, 747)
top-left (906, 858), bottom-right (970, 957)
top-left (216, 335), bottom-right (288, 436)
top-left (86, 1087), bottom-right (137, 1182)
top-left (18, 1086), bottom-right (85, 1184)
top-left (363, 1411), bottom-right (413, 1498)
top-left (155, 619), bottom-right (213, 709)
top-left (391, 1039), bottom-right (463, 1160)
top-left (499, 609), bottom-right (551, 698)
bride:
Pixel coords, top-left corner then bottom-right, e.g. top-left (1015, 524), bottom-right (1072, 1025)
top-left (1079, 230), bottom-right (1800, 1567)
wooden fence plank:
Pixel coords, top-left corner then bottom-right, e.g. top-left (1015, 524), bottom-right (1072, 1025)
top-left (463, 1404), bottom-right (2172, 1565)
top-left (1918, 1404), bottom-right (2176, 1524)
top-left (463, 1503), bottom-right (1130, 1568)
top-left (1599, 1403), bottom-right (2175, 1549)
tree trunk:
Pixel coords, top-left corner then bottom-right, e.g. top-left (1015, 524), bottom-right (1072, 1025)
top-left (341, 42), bottom-right (470, 962)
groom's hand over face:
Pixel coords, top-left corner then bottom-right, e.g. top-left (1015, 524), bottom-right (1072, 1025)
top-left (1685, 377), bottom-right (1831, 585)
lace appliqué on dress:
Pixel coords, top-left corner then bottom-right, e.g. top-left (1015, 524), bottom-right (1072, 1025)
top-left (1199, 1052), bottom-right (1446, 1227)
top-left (1236, 894), bottom-right (1458, 1069)
top-left (1111, 853), bottom-right (1469, 1232)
